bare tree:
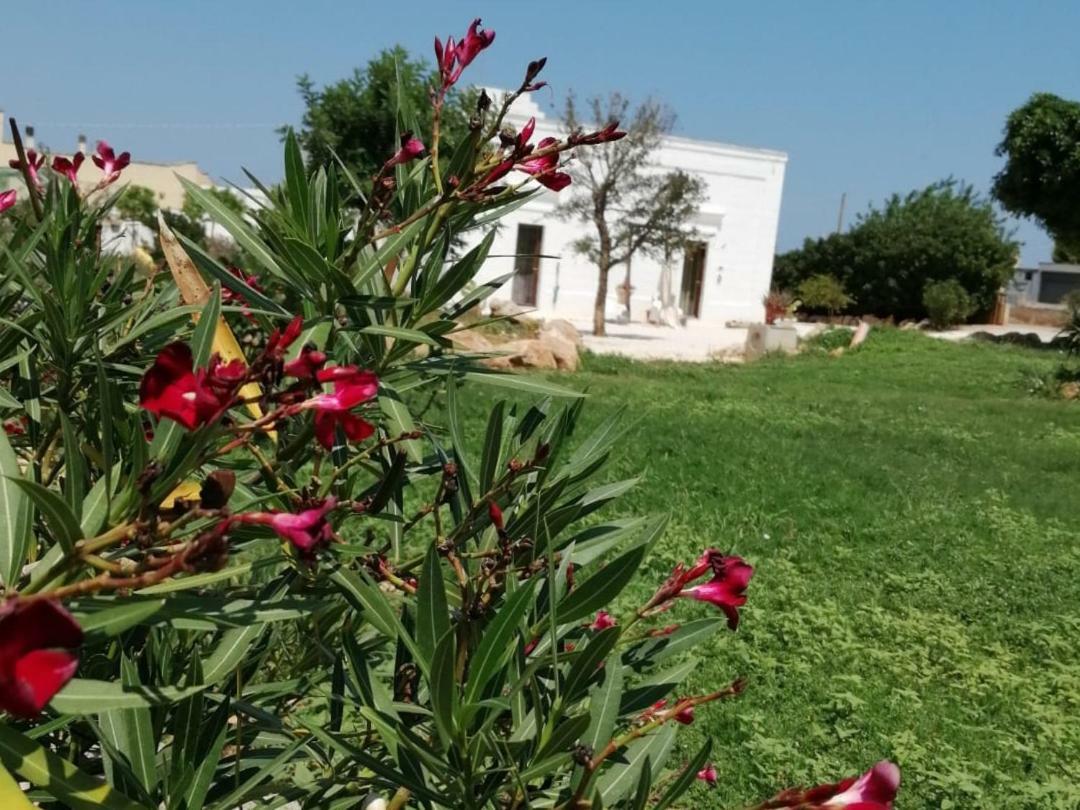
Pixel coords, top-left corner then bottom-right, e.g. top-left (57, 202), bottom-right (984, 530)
top-left (559, 93), bottom-right (705, 336)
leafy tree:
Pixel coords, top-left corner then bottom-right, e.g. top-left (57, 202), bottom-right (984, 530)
top-left (775, 180), bottom-right (1017, 320)
top-left (558, 94), bottom-right (706, 336)
top-left (993, 93), bottom-right (1080, 259)
top-left (796, 273), bottom-right (852, 316)
top-left (294, 46), bottom-right (475, 187)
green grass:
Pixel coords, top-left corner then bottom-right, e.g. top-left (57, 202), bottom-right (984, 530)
top-left (458, 330), bottom-right (1080, 809)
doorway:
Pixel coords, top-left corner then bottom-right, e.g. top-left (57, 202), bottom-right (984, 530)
top-left (512, 224), bottom-right (543, 307)
top-left (679, 242), bottom-right (707, 318)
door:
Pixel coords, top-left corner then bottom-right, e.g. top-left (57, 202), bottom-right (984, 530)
top-left (679, 242), bottom-right (707, 318)
top-left (512, 224), bottom-right (543, 307)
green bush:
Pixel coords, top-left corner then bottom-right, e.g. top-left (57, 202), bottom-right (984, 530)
top-left (796, 274), bottom-right (853, 315)
top-left (923, 279), bottom-right (974, 328)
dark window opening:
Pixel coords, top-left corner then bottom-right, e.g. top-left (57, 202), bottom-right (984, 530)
top-left (512, 224), bottom-right (543, 307)
top-left (679, 242), bottom-right (707, 318)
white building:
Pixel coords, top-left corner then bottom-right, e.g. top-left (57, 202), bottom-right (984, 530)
top-left (464, 93), bottom-right (788, 329)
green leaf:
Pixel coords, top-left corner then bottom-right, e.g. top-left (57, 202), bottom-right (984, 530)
top-left (623, 618), bottom-right (724, 670)
top-left (562, 627), bottom-right (621, 703)
top-left (416, 543), bottom-right (450, 660)
top-left (50, 679), bottom-right (208, 713)
top-left (0, 760), bottom-right (35, 809)
top-left (429, 629), bottom-right (458, 747)
top-left (596, 724), bottom-right (676, 806)
top-left (175, 233), bottom-right (289, 315)
top-left (582, 654), bottom-right (624, 754)
top-left (179, 178), bottom-right (288, 284)
top-left (460, 370), bottom-right (585, 399)
top-left (331, 567), bottom-right (401, 641)
top-left (555, 544), bottom-right (646, 626)
top-left (653, 737), bottom-right (713, 810)
top-left (464, 579), bottom-right (537, 705)
top-left (0, 722), bottom-right (145, 810)
top-left (0, 427), bottom-right (31, 587)
top-left (422, 230), bottom-right (495, 311)
top-left (284, 129), bottom-right (311, 228)
top-left (377, 383), bottom-right (423, 463)
top-left (99, 656), bottom-right (158, 795)
top-left (77, 600), bottom-right (166, 638)
top-left (10, 479), bottom-right (82, 555)
top-left (201, 624), bottom-right (264, 685)
top-left (184, 696), bottom-right (231, 810)
top-left (479, 399), bottom-right (505, 493)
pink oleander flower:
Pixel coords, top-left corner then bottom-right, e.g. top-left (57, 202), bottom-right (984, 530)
top-left (302, 366), bottom-right (379, 450)
top-left (674, 704), bottom-right (694, 725)
top-left (239, 498), bottom-right (337, 553)
top-left (769, 761), bottom-right (901, 809)
top-left (283, 347), bottom-right (328, 380)
top-left (570, 121), bottom-right (628, 146)
top-left (266, 315), bottom-right (305, 359)
top-left (51, 153), bottom-right (85, 185)
top-left (139, 343), bottom-right (234, 430)
top-left (91, 140), bottom-right (130, 185)
top-left (9, 149), bottom-right (45, 191)
top-left (0, 189), bottom-right (16, 213)
top-left (678, 552), bottom-right (754, 630)
top-left (697, 763), bottom-right (718, 787)
top-left (517, 137), bottom-right (571, 191)
top-left (590, 610), bottom-right (616, 631)
top-left (386, 132), bottom-right (426, 168)
top-left (488, 501), bottom-right (504, 531)
top-left (0, 599), bottom-right (83, 718)
top-left (435, 18), bottom-right (495, 90)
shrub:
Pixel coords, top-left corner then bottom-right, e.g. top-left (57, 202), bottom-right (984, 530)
top-left (763, 288), bottom-right (795, 324)
top-left (775, 180), bottom-right (1017, 320)
top-left (796, 274), bottom-right (853, 315)
top-left (0, 18), bottom-right (900, 810)
top-left (923, 279), bottom-right (974, 328)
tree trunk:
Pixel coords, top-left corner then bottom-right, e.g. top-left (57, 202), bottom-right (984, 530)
top-left (593, 215), bottom-right (612, 337)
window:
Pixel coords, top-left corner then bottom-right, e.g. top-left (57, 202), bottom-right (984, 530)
top-left (512, 224), bottom-right (543, 307)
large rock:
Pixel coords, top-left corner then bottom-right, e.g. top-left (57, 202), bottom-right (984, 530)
top-left (537, 332), bottom-right (580, 372)
top-left (448, 328), bottom-right (494, 352)
top-left (483, 339), bottom-right (559, 370)
top-left (540, 318), bottom-right (583, 349)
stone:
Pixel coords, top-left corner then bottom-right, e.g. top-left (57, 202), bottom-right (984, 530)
top-left (744, 324), bottom-right (798, 360)
top-left (448, 328), bottom-right (494, 352)
top-left (489, 298), bottom-right (538, 323)
top-left (540, 318), bottom-right (583, 349)
top-left (482, 339), bottom-right (559, 371)
top-left (850, 321), bottom-right (872, 348)
top-left (537, 332), bottom-right (580, 372)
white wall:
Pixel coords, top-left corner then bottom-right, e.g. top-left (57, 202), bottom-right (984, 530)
top-left (463, 93), bottom-right (787, 328)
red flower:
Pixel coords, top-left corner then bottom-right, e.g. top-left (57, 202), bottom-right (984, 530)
top-left (518, 138), bottom-right (571, 191)
top-left (9, 150), bottom-right (45, 191)
top-left (91, 140), bottom-right (130, 185)
top-left (283, 347), bottom-right (328, 380)
top-left (302, 367), bottom-right (379, 449)
top-left (590, 610), bottom-right (616, 631)
top-left (488, 501), bottom-right (504, 531)
top-left (0, 189), bottom-right (15, 213)
top-left (696, 763), bottom-right (718, 787)
top-left (266, 315), bottom-right (305, 358)
top-left (0, 599), bottom-right (83, 718)
top-left (769, 761), bottom-right (900, 809)
top-left (435, 18), bottom-right (495, 90)
top-left (239, 498), bottom-right (337, 553)
top-left (51, 153), bottom-right (85, 185)
top-left (570, 122), bottom-right (628, 146)
top-left (221, 266), bottom-right (261, 319)
top-left (674, 704), bottom-right (694, 725)
top-left (386, 132), bottom-right (426, 168)
top-left (678, 552), bottom-right (753, 630)
top-left (139, 343), bottom-right (232, 430)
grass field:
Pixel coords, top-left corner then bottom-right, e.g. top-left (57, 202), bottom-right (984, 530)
top-left (457, 330), bottom-right (1080, 809)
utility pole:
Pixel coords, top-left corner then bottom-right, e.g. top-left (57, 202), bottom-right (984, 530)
top-left (835, 192), bottom-right (847, 234)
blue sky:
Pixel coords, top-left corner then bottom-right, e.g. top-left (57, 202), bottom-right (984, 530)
top-left (5, 0), bottom-right (1079, 263)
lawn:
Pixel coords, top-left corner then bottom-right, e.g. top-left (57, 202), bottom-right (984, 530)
top-left (454, 330), bottom-right (1080, 809)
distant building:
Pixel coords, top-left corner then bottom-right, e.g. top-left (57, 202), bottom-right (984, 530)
top-left (1009, 263), bottom-right (1080, 307)
top-left (460, 92), bottom-right (788, 328)
top-left (0, 111), bottom-right (212, 210)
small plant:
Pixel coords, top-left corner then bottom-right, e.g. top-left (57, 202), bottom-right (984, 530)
top-left (797, 274), bottom-right (853, 316)
top-left (763, 288), bottom-right (796, 324)
top-left (923, 279), bottom-right (974, 329)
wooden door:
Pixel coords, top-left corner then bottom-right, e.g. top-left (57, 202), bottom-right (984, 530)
top-left (679, 242), bottom-right (707, 318)
top-left (512, 225), bottom-right (543, 306)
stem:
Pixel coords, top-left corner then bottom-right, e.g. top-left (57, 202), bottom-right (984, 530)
top-left (8, 118), bottom-right (44, 221)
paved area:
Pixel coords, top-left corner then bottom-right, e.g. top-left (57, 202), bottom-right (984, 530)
top-left (571, 319), bottom-right (824, 362)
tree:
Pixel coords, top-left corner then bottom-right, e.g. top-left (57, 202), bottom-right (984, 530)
top-left (993, 93), bottom-right (1080, 259)
top-left (558, 94), bottom-right (705, 336)
top-left (295, 46), bottom-right (475, 188)
top-left (775, 180), bottom-right (1017, 320)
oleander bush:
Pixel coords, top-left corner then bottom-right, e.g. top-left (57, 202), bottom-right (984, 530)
top-left (0, 18), bottom-right (898, 810)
